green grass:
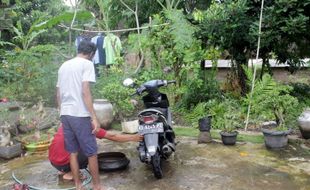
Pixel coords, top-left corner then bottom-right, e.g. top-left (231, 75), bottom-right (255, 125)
top-left (110, 122), bottom-right (265, 144)
top-left (174, 127), bottom-right (264, 144)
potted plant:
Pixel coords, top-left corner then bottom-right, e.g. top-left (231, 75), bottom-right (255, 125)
top-left (297, 108), bottom-right (310, 139)
top-left (219, 107), bottom-right (241, 146)
top-left (0, 122), bottom-right (23, 159)
top-left (184, 102), bottom-right (212, 131)
top-left (0, 107), bottom-right (23, 159)
top-left (260, 92), bottom-right (298, 149)
top-left (208, 99), bottom-right (241, 145)
top-left (246, 74), bottom-right (299, 149)
top-left (16, 102), bottom-right (54, 152)
top-left (184, 102), bottom-right (213, 143)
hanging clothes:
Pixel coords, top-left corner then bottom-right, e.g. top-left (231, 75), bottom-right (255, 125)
top-left (96, 34), bottom-right (106, 65)
top-left (91, 35), bottom-right (99, 65)
top-left (75, 35), bottom-right (84, 52)
top-left (103, 33), bottom-right (122, 65)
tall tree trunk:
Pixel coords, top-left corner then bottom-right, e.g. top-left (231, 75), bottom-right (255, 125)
top-left (235, 55), bottom-right (248, 96)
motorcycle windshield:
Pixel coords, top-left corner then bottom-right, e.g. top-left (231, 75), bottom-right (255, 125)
top-left (144, 133), bottom-right (159, 156)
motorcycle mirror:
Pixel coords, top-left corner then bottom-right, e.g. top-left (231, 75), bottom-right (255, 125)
top-left (123, 78), bottom-right (134, 87)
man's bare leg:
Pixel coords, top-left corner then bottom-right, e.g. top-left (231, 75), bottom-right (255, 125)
top-left (88, 154), bottom-right (103, 190)
top-left (70, 152), bottom-right (84, 189)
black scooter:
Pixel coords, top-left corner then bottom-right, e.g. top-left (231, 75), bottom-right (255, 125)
top-left (123, 79), bottom-right (176, 179)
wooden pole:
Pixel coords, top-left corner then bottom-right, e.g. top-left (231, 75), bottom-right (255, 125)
top-left (245, 0), bottom-right (264, 131)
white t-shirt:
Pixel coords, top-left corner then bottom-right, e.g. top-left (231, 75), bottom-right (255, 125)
top-left (57, 57), bottom-right (96, 117)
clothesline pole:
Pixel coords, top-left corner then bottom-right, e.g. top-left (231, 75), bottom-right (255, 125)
top-left (245, 0), bottom-right (265, 131)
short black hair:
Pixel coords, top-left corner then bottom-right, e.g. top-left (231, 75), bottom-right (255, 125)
top-left (77, 40), bottom-right (96, 55)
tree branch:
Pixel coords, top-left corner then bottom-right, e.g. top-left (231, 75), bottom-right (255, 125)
top-left (69, 0), bottom-right (79, 57)
top-left (119, 0), bottom-right (134, 13)
top-left (156, 0), bottom-right (166, 9)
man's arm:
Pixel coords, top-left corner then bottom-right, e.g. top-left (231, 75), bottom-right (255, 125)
top-left (82, 81), bottom-right (99, 133)
top-left (103, 132), bottom-right (143, 142)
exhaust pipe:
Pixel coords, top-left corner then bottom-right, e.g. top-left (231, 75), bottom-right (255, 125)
top-left (162, 142), bottom-right (175, 157)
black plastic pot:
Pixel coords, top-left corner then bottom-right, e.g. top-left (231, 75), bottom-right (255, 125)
top-left (220, 131), bottom-right (238, 145)
top-left (97, 152), bottom-right (130, 172)
top-left (262, 128), bottom-right (291, 149)
top-left (0, 142), bottom-right (22, 159)
top-left (198, 116), bottom-right (212, 132)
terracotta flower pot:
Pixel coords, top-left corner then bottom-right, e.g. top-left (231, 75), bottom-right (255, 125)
top-left (93, 99), bottom-right (114, 129)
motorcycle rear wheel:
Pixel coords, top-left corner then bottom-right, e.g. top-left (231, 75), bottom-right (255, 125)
top-left (151, 151), bottom-right (163, 179)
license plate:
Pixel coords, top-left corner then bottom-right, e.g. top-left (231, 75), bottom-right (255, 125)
top-left (138, 122), bottom-right (164, 134)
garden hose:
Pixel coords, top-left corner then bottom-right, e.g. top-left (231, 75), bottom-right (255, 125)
top-left (12, 169), bottom-right (92, 190)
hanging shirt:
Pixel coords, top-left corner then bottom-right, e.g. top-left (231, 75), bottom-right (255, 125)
top-left (103, 33), bottom-right (122, 65)
top-left (96, 35), bottom-right (106, 65)
top-left (75, 35), bottom-right (84, 53)
top-left (48, 126), bottom-right (107, 166)
top-left (91, 36), bottom-right (100, 65)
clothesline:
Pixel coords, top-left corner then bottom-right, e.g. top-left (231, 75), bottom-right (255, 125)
top-left (58, 23), bottom-right (170, 33)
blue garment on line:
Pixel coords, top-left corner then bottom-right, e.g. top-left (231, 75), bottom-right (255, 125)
top-left (96, 35), bottom-right (106, 65)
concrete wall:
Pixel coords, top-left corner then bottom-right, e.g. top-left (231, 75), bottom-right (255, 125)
top-left (213, 68), bottom-right (310, 84)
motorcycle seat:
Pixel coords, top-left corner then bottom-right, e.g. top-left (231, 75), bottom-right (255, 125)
top-left (138, 108), bottom-right (165, 116)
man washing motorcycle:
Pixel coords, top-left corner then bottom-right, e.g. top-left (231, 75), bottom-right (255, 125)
top-left (48, 124), bottom-right (142, 180)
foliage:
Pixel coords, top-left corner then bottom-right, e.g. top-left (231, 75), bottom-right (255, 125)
top-left (0, 45), bottom-right (59, 105)
top-left (182, 102), bottom-right (208, 127)
top-left (257, 0), bottom-right (310, 72)
top-left (201, 0), bottom-right (255, 95)
top-left (243, 72), bottom-right (300, 129)
top-left (1, 0), bottom-right (68, 44)
top-left (127, 10), bottom-right (204, 87)
top-left (201, 0), bottom-right (310, 94)
top-left (135, 68), bottom-right (167, 83)
top-left (289, 82), bottom-right (310, 107)
top-left (179, 97), bottom-right (243, 131)
top-left (93, 66), bottom-right (135, 121)
top-left (11, 20), bottom-right (47, 50)
top-left (206, 98), bottom-right (243, 132)
top-left (34, 11), bottom-right (94, 30)
top-left (173, 47), bottom-right (222, 115)
top-left (83, 0), bottom-right (163, 30)
top-left (178, 68), bottom-right (222, 109)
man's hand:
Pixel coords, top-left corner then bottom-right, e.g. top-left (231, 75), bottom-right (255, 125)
top-left (132, 134), bottom-right (143, 142)
top-left (91, 118), bottom-right (100, 134)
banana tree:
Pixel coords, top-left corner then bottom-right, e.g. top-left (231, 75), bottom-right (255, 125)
top-left (12, 21), bottom-right (47, 50)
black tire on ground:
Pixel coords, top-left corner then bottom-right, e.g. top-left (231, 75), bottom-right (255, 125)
top-left (151, 151), bottom-right (163, 179)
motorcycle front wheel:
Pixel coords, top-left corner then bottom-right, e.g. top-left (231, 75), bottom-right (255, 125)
top-left (151, 151), bottom-right (163, 179)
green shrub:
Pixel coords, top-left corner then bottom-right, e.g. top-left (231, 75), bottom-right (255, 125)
top-left (206, 98), bottom-right (243, 131)
top-left (243, 73), bottom-right (300, 129)
top-left (93, 65), bottom-right (135, 121)
top-left (0, 45), bottom-right (59, 106)
top-left (289, 82), bottom-right (310, 106)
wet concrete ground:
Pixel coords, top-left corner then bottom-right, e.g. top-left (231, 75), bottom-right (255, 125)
top-left (1, 136), bottom-right (310, 190)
